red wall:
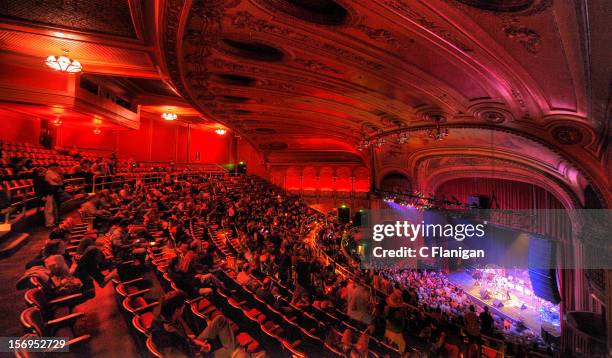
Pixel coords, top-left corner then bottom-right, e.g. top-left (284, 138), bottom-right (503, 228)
top-left (56, 125), bottom-right (116, 151)
top-left (189, 126), bottom-right (231, 164)
top-left (0, 110), bottom-right (232, 164)
top-left (237, 139), bottom-right (267, 177)
top-left (115, 115), bottom-right (231, 164)
top-left (0, 108), bottom-right (41, 144)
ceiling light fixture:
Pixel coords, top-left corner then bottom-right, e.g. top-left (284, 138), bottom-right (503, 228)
top-left (45, 49), bottom-right (82, 73)
top-left (427, 115), bottom-right (449, 141)
top-left (93, 127), bottom-right (101, 135)
top-left (215, 128), bottom-right (227, 135)
top-left (52, 116), bottom-right (63, 127)
top-left (162, 112), bottom-right (177, 121)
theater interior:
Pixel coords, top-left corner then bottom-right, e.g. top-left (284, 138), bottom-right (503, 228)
top-left (0, 1), bottom-right (609, 357)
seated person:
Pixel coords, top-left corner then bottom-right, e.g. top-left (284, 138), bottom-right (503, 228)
top-left (255, 278), bottom-right (273, 302)
top-left (152, 290), bottom-right (242, 358)
top-left (236, 263), bottom-right (253, 286)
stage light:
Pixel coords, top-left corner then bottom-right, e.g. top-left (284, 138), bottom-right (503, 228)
top-left (215, 128), bottom-right (227, 135)
top-left (45, 50), bottom-right (82, 73)
top-left (162, 112), bottom-right (177, 121)
top-left (93, 127), bottom-right (101, 135)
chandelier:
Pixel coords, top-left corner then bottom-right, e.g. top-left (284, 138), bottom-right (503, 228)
top-left (162, 112), bottom-right (177, 121)
top-left (215, 128), bottom-right (227, 135)
top-left (45, 50), bottom-right (82, 73)
top-left (396, 132), bottom-right (409, 144)
top-left (427, 115), bottom-right (449, 141)
top-left (356, 138), bottom-right (370, 151)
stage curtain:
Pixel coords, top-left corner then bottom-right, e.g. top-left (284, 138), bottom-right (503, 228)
top-left (436, 178), bottom-right (571, 240)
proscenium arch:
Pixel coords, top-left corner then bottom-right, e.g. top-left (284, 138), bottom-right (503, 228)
top-left (406, 149), bottom-right (582, 210)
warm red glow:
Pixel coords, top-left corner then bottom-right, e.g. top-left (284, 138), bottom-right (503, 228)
top-left (52, 116), bottom-right (63, 127)
top-left (45, 52), bottom-right (82, 73)
top-left (92, 127), bottom-right (101, 135)
top-left (215, 128), bottom-right (227, 135)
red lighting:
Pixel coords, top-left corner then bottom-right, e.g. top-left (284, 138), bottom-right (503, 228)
top-left (215, 128), bottom-right (227, 135)
top-left (93, 127), bottom-right (101, 135)
top-left (52, 116), bottom-right (63, 127)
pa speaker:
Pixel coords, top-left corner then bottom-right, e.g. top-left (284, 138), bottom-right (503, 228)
top-left (352, 211), bottom-right (362, 226)
top-left (338, 207), bottom-right (350, 224)
top-left (236, 162), bottom-right (247, 174)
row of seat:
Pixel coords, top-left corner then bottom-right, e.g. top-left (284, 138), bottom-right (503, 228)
top-left (143, 225), bottom-right (268, 357)
top-left (0, 142), bottom-right (55, 154)
top-left (213, 177), bottom-right (408, 357)
top-left (16, 223), bottom-right (95, 358)
top-left (1, 152), bottom-right (74, 161)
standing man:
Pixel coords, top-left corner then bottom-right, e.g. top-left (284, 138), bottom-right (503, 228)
top-left (44, 163), bottom-right (63, 227)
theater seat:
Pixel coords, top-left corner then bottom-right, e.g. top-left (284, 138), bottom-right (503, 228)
top-left (20, 307), bottom-right (91, 347)
top-left (146, 336), bottom-right (165, 358)
top-left (122, 295), bottom-right (159, 315)
top-left (132, 312), bottom-right (156, 335)
top-left (24, 287), bottom-right (85, 319)
top-left (115, 277), bottom-right (151, 298)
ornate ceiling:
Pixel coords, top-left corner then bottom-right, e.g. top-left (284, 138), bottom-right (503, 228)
top-left (0, 0), bottom-right (609, 206)
top-left (158, 0), bottom-right (609, 205)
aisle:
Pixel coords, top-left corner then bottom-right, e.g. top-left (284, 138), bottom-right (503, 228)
top-left (0, 213), bottom-right (142, 358)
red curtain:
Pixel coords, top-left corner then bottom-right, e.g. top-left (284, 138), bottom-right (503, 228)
top-left (436, 178), bottom-right (571, 240)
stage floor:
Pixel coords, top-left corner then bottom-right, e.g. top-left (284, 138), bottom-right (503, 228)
top-left (448, 271), bottom-right (548, 335)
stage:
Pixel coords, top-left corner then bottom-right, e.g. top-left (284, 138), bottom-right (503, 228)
top-left (448, 271), bottom-right (560, 337)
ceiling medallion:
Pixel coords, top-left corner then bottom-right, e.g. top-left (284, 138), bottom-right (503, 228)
top-left (480, 110), bottom-right (506, 124)
top-left (552, 126), bottom-right (583, 145)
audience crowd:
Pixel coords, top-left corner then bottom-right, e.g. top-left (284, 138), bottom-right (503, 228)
top-left (13, 165), bottom-right (555, 357)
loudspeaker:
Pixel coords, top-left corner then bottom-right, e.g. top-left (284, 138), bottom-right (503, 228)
top-left (338, 207), bottom-right (350, 224)
top-left (528, 235), bottom-right (561, 304)
top-left (492, 299), bottom-right (504, 308)
top-left (352, 211), bottom-right (362, 226)
top-left (235, 162), bottom-right (247, 174)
